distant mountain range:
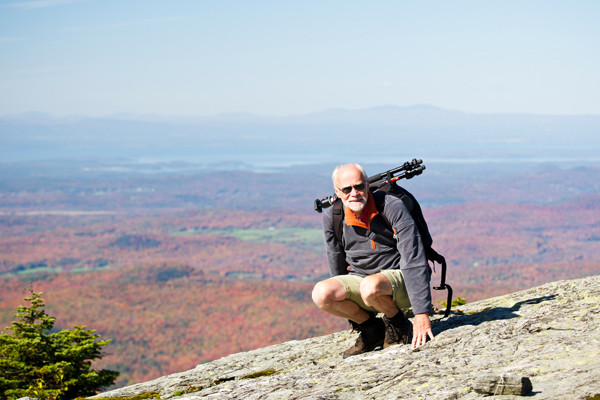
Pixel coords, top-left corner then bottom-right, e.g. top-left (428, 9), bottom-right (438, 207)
top-left (2, 105), bottom-right (599, 166)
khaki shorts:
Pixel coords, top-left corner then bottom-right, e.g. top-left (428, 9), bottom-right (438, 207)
top-left (333, 270), bottom-right (412, 313)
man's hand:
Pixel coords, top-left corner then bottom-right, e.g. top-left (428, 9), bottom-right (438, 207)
top-left (411, 313), bottom-right (434, 349)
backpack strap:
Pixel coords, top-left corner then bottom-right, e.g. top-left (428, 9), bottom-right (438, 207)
top-left (426, 247), bottom-right (453, 317)
top-left (334, 191), bottom-right (423, 249)
top-left (333, 192), bottom-right (396, 248)
top-left (332, 197), bottom-right (344, 245)
top-left (367, 220), bottom-right (396, 247)
top-left (368, 191), bottom-right (397, 247)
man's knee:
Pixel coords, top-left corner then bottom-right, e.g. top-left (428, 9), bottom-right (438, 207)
top-left (312, 278), bottom-right (347, 309)
top-left (312, 280), bottom-right (335, 308)
top-left (360, 274), bottom-right (392, 305)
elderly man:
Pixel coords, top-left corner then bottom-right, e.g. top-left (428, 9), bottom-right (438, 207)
top-left (312, 163), bottom-right (434, 357)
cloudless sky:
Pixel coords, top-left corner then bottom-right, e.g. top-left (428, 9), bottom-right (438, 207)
top-left (1, 0), bottom-right (599, 117)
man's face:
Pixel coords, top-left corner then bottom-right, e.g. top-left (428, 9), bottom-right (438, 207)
top-left (334, 165), bottom-right (368, 215)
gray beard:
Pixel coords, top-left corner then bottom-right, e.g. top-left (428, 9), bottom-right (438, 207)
top-left (342, 192), bottom-right (368, 215)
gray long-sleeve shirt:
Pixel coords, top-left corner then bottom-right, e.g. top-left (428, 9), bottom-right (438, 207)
top-left (322, 191), bottom-right (433, 315)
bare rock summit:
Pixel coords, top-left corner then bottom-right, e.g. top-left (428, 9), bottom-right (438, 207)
top-left (92, 274), bottom-right (600, 399)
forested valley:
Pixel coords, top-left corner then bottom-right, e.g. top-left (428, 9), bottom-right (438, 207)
top-left (1, 159), bottom-right (599, 388)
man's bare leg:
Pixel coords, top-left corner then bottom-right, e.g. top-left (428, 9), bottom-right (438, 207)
top-left (359, 273), bottom-right (399, 317)
top-left (359, 272), bottom-right (433, 348)
top-left (311, 277), bottom-right (371, 324)
top-left (312, 276), bottom-right (386, 357)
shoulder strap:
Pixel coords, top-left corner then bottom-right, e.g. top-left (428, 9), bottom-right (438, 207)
top-left (332, 194), bottom-right (395, 247)
top-left (332, 198), bottom-right (344, 245)
top-left (365, 192), bottom-right (397, 247)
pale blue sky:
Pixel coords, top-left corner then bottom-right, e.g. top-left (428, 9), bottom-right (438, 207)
top-left (1, 0), bottom-right (599, 117)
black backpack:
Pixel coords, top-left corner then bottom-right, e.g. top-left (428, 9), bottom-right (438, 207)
top-left (316, 161), bottom-right (453, 317)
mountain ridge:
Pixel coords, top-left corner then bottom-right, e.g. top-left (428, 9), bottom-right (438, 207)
top-left (2, 104), bottom-right (599, 165)
top-left (3, 104), bottom-right (600, 121)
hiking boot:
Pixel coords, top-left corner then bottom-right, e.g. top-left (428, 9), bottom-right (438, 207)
top-left (342, 316), bottom-right (385, 358)
top-left (382, 312), bottom-right (412, 348)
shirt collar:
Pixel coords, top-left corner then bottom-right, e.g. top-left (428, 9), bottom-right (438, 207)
top-left (343, 192), bottom-right (378, 229)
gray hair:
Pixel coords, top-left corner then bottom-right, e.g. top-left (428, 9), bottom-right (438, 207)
top-left (331, 163), bottom-right (367, 185)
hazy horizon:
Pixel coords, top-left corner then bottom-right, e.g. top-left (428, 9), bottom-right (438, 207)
top-left (3, 101), bottom-right (600, 120)
top-left (1, 1), bottom-right (599, 117)
top-left (2, 104), bottom-right (599, 168)
top-left (2, 2), bottom-right (599, 169)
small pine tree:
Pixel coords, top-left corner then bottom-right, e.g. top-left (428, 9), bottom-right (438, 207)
top-left (0, 287), bottom-right (119, 400)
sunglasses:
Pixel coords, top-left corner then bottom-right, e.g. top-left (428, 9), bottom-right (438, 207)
top-left (337, 183), bottom-right (366, 194)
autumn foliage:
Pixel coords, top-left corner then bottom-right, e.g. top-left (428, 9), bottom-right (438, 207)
top-left (1, 161), bottom-right (599, 388)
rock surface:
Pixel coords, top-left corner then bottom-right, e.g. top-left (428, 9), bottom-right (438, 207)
top-left (92, 275), bottom-right (600, 400)
top-left (472, 373), bottom-right (532, 396)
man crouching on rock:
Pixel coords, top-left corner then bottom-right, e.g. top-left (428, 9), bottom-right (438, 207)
top-left (312, 163), bottom-right (434, 357)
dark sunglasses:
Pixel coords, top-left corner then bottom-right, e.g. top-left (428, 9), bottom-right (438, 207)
top-left (337, 183), bottom-right (366, 194)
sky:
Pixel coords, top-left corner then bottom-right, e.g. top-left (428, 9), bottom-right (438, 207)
top-left (1, 0), bottom-right (599, 117)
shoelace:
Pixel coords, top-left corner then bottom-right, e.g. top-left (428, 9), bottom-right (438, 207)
top-left (385, 321), bottom-right (400, 342)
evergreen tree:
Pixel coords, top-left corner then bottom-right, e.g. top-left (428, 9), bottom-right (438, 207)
top-left (0, 287), bottom-right (119, 400)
